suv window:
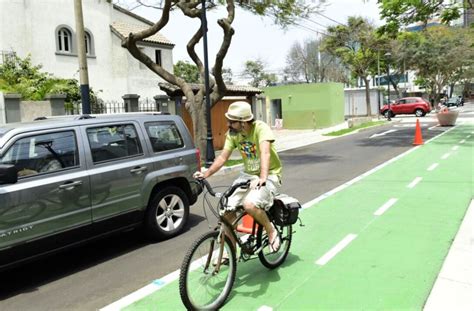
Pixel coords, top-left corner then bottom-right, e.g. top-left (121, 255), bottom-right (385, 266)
top-left (0, 131), bottom-right (79, 177)
top-left (145, 121), bottom-right (184, 152)
top-left (87, 124), bottom-right (143, 163)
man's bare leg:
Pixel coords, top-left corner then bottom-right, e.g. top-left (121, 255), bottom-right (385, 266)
top-left (242, 200), bottom-right (280, 251)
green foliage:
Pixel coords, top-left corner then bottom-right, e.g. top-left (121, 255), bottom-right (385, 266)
top-left (0, 53), bottom-right (102, 108)
top-left (173, 60), bottom-right (200, 83)
top-left (378, 0), bottom-right (469, 35)
top-left (322, 17), bottom-right (384, 79)
top-left (398, 26), bottom-right (474, 100)
top-left (222, 0), bottom-right (326, 28)
top-left (243, 59), bottom-right (277, 87)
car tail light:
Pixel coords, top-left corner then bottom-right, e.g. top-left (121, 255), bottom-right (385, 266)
top-left (196, 148), bottom-right (201, 172)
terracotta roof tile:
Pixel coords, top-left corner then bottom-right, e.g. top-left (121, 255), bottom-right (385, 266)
top-left (110, 21), bottom-right (174, 46)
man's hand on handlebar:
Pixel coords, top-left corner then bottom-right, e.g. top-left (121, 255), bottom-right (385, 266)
top-left (193, 171), bottom-right (205, 179)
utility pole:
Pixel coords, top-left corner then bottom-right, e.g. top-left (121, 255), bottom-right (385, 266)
top-left (385, 52), bottom-right (392, 121)
top-left (74, 0), bottom-right (91, 114)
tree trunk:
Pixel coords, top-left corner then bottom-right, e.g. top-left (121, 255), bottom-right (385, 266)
top-left (190, 98), bottom-right (208, 163)
top-left (363, 77), bottom-right (372, 116)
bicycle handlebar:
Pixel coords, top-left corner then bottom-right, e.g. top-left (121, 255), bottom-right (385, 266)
top-left (197, 178), bottom-right (250, 199)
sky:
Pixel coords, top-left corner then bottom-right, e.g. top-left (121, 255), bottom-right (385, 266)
top-left (126, 0), bottom-right (382, 83)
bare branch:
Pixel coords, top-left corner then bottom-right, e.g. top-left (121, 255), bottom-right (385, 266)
top-left (212, 0), bottom-right (235, 100)
top-left (177, 0), bottom-right (202, 18)
top-left (121, 0), bottom-right (193, 97)
top-left (187, 28), bottom-right (205, 72)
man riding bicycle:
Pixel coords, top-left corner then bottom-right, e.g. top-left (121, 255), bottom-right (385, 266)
top-left (194, 101), bottom-right (282, 252)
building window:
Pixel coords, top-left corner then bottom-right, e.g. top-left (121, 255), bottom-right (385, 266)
top-left (57, 28), bottom-right (72, 53)
top-left (155, 50), bottom-right (162, 66)
top-left (85, 32), bottom-right (91, 55)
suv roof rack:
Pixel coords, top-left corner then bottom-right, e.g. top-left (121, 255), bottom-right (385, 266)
top-left (34, 116), bottom-right (48, 121)
top-left (75, 114), bottom-right (96, 120)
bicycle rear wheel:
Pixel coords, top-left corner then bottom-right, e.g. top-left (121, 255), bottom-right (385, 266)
top-left (257, 224), bottom-right (292, 269)
top-left (179, 230), bottom-right (237, 310)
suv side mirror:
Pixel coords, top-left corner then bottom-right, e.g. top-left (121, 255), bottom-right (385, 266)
top-left (0, 165), bottom-right (18, 185)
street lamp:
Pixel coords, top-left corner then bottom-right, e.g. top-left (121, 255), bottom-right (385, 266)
top-left (384, 52), bottom-right (392, 121)
top-left (201, 0), bottom-right (215, 168)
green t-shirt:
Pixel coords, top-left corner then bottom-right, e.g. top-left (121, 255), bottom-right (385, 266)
top-left (223, 120), bottom-right (282, 179)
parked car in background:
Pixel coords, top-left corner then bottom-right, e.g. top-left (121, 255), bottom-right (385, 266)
top-left (380, 97), bottom-right (431, 118)
top-left (444, 97), bottom-right (460, 107)
top-left (0, 113), bottom-right (202, 270)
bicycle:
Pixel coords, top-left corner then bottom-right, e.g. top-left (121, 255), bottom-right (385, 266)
top-left (179, 178), bottom-right (300, 310)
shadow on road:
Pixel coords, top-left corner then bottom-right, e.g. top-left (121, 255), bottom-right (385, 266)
top-left (0, 213), bottom-right (206, 301)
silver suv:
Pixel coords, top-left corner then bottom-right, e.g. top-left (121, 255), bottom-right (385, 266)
top-left (0, 113), bottom-right (201, 270)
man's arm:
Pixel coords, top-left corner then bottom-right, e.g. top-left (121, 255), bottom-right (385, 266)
top-left (258, 140), bottom-right (271, 185)
top-left (202, 149), bottom-right (232, 178)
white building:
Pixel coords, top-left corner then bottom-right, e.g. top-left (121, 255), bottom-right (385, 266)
top-left (0, 0), bottom-right (174, 102)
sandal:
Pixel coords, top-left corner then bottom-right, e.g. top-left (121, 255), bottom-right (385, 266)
top-left (269, 227), bottom-right (281, 252)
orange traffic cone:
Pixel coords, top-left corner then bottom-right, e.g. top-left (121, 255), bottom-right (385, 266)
top-left (236, 214), bottom-right (258, 234)
top-left (413, 119), bottom-right (424, 145)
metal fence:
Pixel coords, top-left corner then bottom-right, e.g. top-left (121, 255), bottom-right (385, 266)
top-left (65, 97), bottom-right (159, 115)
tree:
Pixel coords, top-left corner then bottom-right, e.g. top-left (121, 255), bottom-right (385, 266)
top-left (118, 0), bottom-right (324, 159)
top-left (243, 59), bottom-right (277, 87)
top-left (284, 38), bottom-right (348, 83)
top-left (174, 60), bottom-right (200, 83)
top-left (378, 0), bottom-right (473, 34)
top-left (222, 67), bottom-right (233, 85)
top-left (322, 17), bottom-right (385, 116)
top-left (399, 25), bottom-right (474, 104)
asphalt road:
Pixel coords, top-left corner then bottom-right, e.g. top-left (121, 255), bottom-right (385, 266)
top-left (0, 111), bottom-right (461, 310)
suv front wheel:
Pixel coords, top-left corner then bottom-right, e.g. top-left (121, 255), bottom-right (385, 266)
top-left (145, 186), bottom-right (190, 240)
top-left (414, 109), bottom-right (425, 117)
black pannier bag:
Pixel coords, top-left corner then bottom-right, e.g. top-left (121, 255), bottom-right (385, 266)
top-left (271, 195), bottom-right (301, 226)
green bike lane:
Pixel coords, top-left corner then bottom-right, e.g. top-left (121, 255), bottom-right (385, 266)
top-left (121, 124), bottom-right (473, 310)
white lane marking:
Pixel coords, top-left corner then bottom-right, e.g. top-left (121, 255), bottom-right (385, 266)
top-left (441, 153), bottom-right (451, 160)
top-left (428, 163), bottom-right (439, 171)
top-left (452, 145), bottom-right (459, 151)
top-left (302, 146), bottom-right (421, 208)
top-left (100, 270), bottom-right (180, 311)
top-left (460, 139), bottom-right (466, 144)
top-left (369, 129), bottom-right (398, 138)
top-left (467, 135), bottom-right (471, 139)
top-left (258, 306), bottom-right (273, 311)
top-left (374, 198), bottom-right (398, 216)
top-left (315, 234), bottom-right (357, 266)
top-left (407, 177), bottom-right (422, 188)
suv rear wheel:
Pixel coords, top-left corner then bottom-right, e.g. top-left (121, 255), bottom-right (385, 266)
top-left (145, 186), bottom-right (190, 240)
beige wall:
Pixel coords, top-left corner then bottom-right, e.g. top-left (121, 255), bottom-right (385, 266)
top-left (20, 101), bottom-right (51, 122)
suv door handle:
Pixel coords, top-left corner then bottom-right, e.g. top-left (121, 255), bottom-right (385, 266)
top-left (130, 166), bottom-right (148, 174)
top-left (58, 180), bottom-right (83, 190)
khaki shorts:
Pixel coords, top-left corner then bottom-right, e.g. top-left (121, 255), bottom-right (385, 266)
top-left (226, 173), bottom-right (281, 211)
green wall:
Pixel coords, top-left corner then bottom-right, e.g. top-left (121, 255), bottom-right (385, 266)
top-left (263, 83), bottom-right (344, 129)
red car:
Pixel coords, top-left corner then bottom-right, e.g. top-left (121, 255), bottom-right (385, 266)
top-left (380, 97), bottom-right (431, 118)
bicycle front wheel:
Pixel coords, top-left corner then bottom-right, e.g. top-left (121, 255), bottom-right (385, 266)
top-left (257, 224), bottom-right (292, 269)
top-left (179, 231), bottom-right (237, 310)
